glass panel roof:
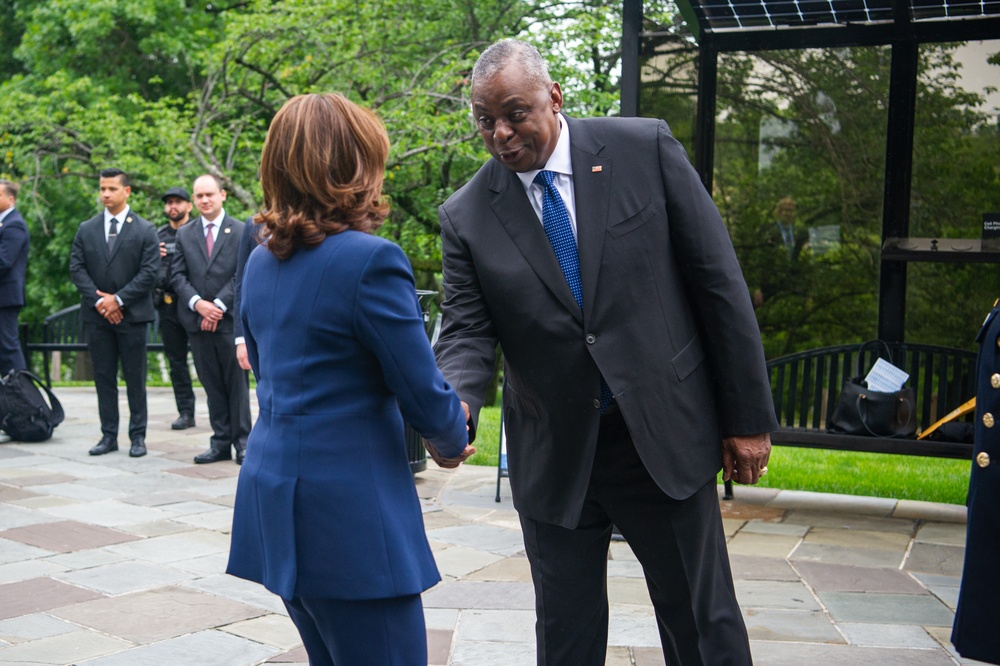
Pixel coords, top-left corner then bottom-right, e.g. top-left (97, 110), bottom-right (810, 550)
top-left (689, 0), bottom-right (998, 29)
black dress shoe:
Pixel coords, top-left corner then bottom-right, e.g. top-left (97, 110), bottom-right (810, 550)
top-left (235, 449), bottom-right (245, 465)
top-left (171, 413), bottom-right (196, 430)
top-left (89, 438), bottom-right (118, 455)
top-left (129, 438), bottom-right (147, 458)
top-left (193, 448), bottom-right (231, 464)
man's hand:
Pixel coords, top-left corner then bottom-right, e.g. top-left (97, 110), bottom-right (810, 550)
top-left (236, 343), bottom-right (251, 370)
top-left (721, 433), bottom-right (772, 485)
top-left (194, 298), bottom-right (224, 331)
top-left (96, 290), bottom-right (123, 324)
top-left (424, 439), bottom-right (476, 469)
top-left (159, 241), bottom-right (167, 258)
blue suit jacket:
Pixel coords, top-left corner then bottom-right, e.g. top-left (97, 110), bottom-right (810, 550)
top-left (0, 207), bottom-right (29, 309)
top-left (227, 230), bottom-right (468, 600)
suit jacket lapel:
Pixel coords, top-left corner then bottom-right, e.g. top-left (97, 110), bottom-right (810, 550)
top-left (567, 118), bottom-right (611, 324)
top-left (488, 164), bottom-right (583, 320)
top-left (208, 215), bottom-right (235, 268)
top-left (192, 216), bottom-right (210, 265)
top-left (94, 214), bottom-right (112, 263)
top-left (107, 211), bottom-right (137, 263)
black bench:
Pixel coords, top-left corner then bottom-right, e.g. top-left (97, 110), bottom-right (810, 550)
top-left (724, 341), bottom-right (977, 499)
top-left (23, 304), bottom-right (165, 387)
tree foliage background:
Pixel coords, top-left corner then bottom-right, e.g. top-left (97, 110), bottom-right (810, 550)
top-left (1, 0), bottom-right (997, 370)
top-left (641, 34), bottom-right (999, 356)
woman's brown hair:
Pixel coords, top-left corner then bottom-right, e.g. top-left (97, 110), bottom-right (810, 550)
top-left (258, 93), bottom-right (390, 260)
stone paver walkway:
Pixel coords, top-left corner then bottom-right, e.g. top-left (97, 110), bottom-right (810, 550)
top-left (0, 387), bottom-right (986, 665)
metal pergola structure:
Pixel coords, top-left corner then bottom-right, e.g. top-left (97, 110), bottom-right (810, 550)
top-left (620, 0), bottom-right (1000, 345)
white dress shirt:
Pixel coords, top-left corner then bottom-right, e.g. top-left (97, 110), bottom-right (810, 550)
top-left (100, 207), bottom-right (131, 307)
top-left (188, 209), bottom-right (229, 314)
top-left (104, 206), bottom-right (131, 242)
top-left (515, 116), bottom-right (577, 241)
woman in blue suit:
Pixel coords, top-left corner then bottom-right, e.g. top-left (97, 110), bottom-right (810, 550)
top-left (227, 93), bottom-right (474, 666)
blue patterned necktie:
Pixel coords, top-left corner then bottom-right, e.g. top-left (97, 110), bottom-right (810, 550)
top-left (534, 170), bottom-right (614, 411)
top-left (535, 170), bottom-right (583, 308)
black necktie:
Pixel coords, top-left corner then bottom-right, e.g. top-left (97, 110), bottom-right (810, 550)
top-left (108, 218), bottom-right (118, 251)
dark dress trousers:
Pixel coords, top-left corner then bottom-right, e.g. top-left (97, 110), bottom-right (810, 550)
top-left (227, 232), bottom-right (467, 663)
top-left (171, 214), bottom-right (250, 455)
top-left (69, 211), bottom-right (159, 441)
top-left (435, 116), bottom-right (778, 665)
top-left (952, 300), bottom-right (1000, 664)
top-left (155, 223), bottom-right (195, 417)
top-left (0, 207), bottom-right (30, 374)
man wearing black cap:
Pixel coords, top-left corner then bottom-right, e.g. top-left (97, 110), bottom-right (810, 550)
top-left (156, 187), bottom-right (196, 430)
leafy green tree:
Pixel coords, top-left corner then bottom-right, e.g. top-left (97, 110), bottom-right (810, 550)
top-left (639, 33), bottom-right (999, 357)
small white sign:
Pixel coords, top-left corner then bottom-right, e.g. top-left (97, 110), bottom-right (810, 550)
top-left (865, 357), bottom-right (909, 393)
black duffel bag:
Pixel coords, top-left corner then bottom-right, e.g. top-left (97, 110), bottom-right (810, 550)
top-left (0, 370), bottom-right (65, 442)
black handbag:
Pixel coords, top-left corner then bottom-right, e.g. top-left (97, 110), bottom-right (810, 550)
top-left (827, 341), bottom-right (917, 438)
top-left (828, 378), bottom-right (917, 437)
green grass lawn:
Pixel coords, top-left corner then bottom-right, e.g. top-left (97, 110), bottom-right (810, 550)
top-left (466, 406), bottom-right (971, 506)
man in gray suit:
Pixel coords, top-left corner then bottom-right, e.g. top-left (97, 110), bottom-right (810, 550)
top-left (435, 40), bottom-right (776, 665)
top-left (0, 180), bottom-right (30, 375)
top-left (171, 174), bottom-right (250, 464)
top-left (69, 168), bottom-right (160, 458)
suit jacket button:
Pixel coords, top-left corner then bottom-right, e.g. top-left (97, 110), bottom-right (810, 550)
top-left (992, 373), bottom-right (1000, 389)
top-left (976, 451), bottom-right (990, 468)
top-left (585, 334), bottom-right (596, 344)
top-left (983, 412), bottom-right (995, 428)
top-left (592, 399), bottom-right (601, 409)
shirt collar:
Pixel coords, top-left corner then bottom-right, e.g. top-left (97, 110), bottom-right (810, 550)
top-left (104, 206), bottom-right (131, 224)
top-left (202, 209), bottom-right (225, 227)
top-left (517, 115), bottom-right (572, 191)
top-left (0, 207), bottom-right (13, 224)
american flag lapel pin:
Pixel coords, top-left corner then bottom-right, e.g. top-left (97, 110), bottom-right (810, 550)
top-left (592, 166), bottom-right (603, 173)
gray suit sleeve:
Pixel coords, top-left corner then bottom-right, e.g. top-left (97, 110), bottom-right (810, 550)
top-left (211, 220), bottom-right (240, 311)
top-left (656, 120), bottom-right (777, 436)
top-left (233, 220), bottom-right (259, 339)
top-left (433, 205), bottom-right (500, 440)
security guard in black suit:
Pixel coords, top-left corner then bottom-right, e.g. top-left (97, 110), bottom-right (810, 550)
top-left (952, 298), bottom-right (1000, 665)
top-left (156, 187), bottom-right (197, 430)
top-left (171, 174), bottom-right (250, 465)
top-left (69, 168), bottom-right (159, 458)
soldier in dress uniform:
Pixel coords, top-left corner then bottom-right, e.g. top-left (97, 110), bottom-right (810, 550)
top-left (952, 298), bottom-right (1000, 665)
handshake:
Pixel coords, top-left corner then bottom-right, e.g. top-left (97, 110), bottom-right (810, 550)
top-left (423, 438), bottom-right (476, 469)
top-left (422, 399), bottom-right (476, 469)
